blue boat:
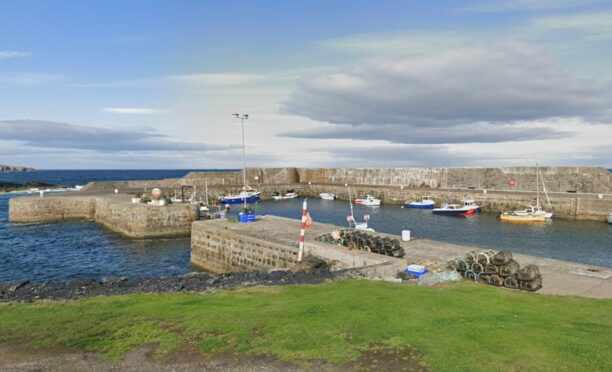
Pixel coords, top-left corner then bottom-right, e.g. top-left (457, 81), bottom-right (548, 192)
top-left (219, 187), bottom-right (261, 205)
top-left (406, 196), bottom-right (435, 209)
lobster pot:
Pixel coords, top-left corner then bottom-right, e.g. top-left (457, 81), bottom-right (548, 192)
top-left (477, 250), bottom-right (496, 265)
top-left (503, 276), bottom-right (519, 289)
top-left (518, 265), bottom-right (541, 281)
top-left (476, 274), bottom-right (489, 284)
top-left (456, 259), bottom-right (470, 272)
top-left (484, 263), bottom-right (499, 275)
top-left (465, 251), bottom-right (478, 264)
top-left (499, 260), bottom-right (520, 277)
top-left (520, 276), bottom-right (543, 292)
top-left (471, 262), bottom-right (484, 274)
top-left (487, 275), bottom-right (504, 286)
top-left (464, 270), bottom-right (476, 280)
top-left (447, 260), bottom-right (458, 271)
top-left (492, 250), bottom-right (513, 266)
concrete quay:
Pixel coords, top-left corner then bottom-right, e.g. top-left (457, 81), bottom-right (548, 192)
top-left (192, 215), bottom-right (612, 299)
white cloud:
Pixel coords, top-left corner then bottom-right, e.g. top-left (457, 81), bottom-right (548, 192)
top-left (467, 0), bottom-right (602, 12)
top-left (0, 51), bottom-right (31, 59)
top-left (168, 73), bottom-right (266, 86)
top-left (526, 10), bottom-right (612, 42)
top-left (103, 107), bottom-right (165, 115)
top-left (0, 73), bottom-right (63, 86)
top-left (282, 41), bottom-right (611, 130)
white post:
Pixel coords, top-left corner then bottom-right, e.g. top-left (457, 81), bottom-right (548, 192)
top-left (298, 199), bottom-right (308, 262)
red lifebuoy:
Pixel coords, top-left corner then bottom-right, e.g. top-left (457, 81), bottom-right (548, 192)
top-left (508, 178), bottom-right (516, 187)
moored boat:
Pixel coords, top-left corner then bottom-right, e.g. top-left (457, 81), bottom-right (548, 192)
top-left (462, 199), bottom-right (482, 213)
top-left (219, 186), bottom-right (261, 205)
top-left (432, 204), bottom-right (476, 217)
top-left (319, 192), bottom-right (336, 200)
top-left (406, 196), bottom-right (435, 209)
top-left (272, 190), bottom-right (298, 200)
top-left (607, 212), bottom-right (611, 224)
top-left (355, 195), bottom-right (381, 207)
top-left (500, 205), bottom-right (547, 223)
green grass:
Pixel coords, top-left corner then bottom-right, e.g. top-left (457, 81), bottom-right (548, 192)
top-left (1, 280), bottom-right (611, 371)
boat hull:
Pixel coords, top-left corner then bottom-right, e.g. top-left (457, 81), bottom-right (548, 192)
top-left (406, 202), bottom-right (435, 209)
top-left (432, 208), bottom-right (475, 217)
top-left (221, 195), bottom-right (261, 204)
top-left (500, 213), bottom-right (546, 223)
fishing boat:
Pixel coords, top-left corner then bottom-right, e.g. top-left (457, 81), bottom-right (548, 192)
top-left (347, 188), bottom-right (375, 231)
top-left (500, 204), bottom-right (547, 223)
top-left (500, 165), bottom-right (553, 223)
top-left (319, 192), bottom-right (336, 200)
top-left (462, 199), bottom-right (482, 213)
top-left (355, 195), bottom-right (381, 207)
top-left (406, 196), bottom-right (435, 209)
top-left (272, 190), bottom-right (298, 200)
top-left (219, 186), bottom-right (261, 205)
top-left (433, 204), bottom-right (477, 217)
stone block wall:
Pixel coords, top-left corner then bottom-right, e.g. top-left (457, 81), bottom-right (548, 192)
top-left (9, 195), bottom-right (96, 223)
top-left (191, 220), bottom-right (299, 273)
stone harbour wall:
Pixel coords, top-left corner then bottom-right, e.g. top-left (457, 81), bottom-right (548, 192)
top-left (9, 195), bottom-right (96, 223)
top-left (9, 194), bottom-right (199, 238)
top-left (191, 219), bottom-right (300, 273)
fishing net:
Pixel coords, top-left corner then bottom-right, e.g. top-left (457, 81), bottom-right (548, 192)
top-left (518, 265), bottom-right (541, 281)
top-left (499, 260), bottom-right (520, 277)
top-left (492, 250), bottom-right (513, 265)
top-left (519, 276), bottom-right (542, 292)
top-left (484, 263), bottom-right (499, 275)
top-left (503, 276), bottom-right (519, 289)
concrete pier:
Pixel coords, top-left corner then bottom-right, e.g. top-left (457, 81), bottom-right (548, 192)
top-left (191, 216), bottom-right (612, 299)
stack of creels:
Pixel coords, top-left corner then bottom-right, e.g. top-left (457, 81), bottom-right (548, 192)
top-left (316, 229), bottom-right (405, 258)
top-left (447, 250), bottom-right (542, 292)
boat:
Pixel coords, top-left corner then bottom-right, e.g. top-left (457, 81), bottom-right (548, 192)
top-left (500, 205), bottom-right (547, 223)
top-left (219, 186), bottom-right (261, 205)
top-left (433, 204), bottom-right (477, 217)
top-left (272, 190), bottom-right (298, 200)
top-left (355, 195), bottom-right (381, 207)
top-left (319, 192), bottom-right (336, 200)
top-left (462, 199), bottom-right (482, 213)
top-left (608, 213), bottom-right (612, 224)
top-left (500, 165), bottom-right (553, 223)
top-left (347, 188), bottom-right (375, 231)
top-left (406, 196), bottom-right (435, 209)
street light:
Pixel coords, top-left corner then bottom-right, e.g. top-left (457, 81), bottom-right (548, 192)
top-left (233, 113), bottom-right (249, 209)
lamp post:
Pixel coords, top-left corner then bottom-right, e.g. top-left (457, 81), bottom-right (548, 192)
top-left (233, 113), bottom-right (249, 209)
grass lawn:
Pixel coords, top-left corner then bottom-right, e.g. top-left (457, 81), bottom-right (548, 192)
top-left (1, 280), bottom-right (611, 371)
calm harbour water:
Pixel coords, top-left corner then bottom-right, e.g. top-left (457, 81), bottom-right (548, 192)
top-left (1, 170), bottom-right (610, 282)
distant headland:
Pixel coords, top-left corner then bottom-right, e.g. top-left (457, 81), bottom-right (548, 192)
top-left (0, 164), bottom-right (35, 172)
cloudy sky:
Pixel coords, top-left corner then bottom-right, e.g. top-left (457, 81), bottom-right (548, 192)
top-left (1, 0), bottom-right (611, 169)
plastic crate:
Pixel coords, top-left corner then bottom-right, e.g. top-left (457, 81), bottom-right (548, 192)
top-left (404, 264), bottom-right (429, 278)
top-left (239, 213), bottom-right (256, 223)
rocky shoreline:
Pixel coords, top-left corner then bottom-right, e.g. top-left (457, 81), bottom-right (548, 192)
top-left (0, 264), bottom-right (349, 303)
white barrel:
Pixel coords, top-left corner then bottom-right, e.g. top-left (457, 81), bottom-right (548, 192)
top-left (402, 230), bottom-right (411, 241)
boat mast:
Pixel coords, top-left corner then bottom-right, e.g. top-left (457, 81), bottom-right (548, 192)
top-left (347, 186), bottom-right (355, 228)
top-left (205, 180), bottom-right (209, 206)
top-left (536, 163), bottom-right (540, 208)
top-left (539, 169), bottom-right (553, 211)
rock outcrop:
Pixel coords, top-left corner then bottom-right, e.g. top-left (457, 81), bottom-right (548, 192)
top-left (0, 164), bottom-right (34, 172)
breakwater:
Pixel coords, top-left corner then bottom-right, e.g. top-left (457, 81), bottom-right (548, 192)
top-left (9, 194), bottom-right (198, 238)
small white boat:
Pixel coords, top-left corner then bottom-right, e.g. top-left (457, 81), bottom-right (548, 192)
top-left (433, 204), bottom-right (477, 217)
top-left (500, 204), bottom-right (548, 223)
top-left (406, 196), bottom-right (435, 209)
top-left (319, 192), bottom-right (336, 200)
top-left (355, 195), bottom-right (381, 207)
top-left (607, 212), bottom-right (611, 224)
top-left (272, 190), bottom-right (298, 200)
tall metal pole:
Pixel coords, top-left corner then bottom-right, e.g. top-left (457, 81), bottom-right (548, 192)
top-left (233, 113), bottom-right (249, 209)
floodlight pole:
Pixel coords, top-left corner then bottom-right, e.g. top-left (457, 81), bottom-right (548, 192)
top-left (233, 113), bottom-right (249, 209)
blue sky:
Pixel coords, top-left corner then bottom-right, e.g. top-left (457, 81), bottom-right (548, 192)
top-left (1, 0), bottom-right (611, 169)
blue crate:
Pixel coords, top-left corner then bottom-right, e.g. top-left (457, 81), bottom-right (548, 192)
top-left (239, 213), bottom-right (256, 223)
top-left (404, 265), bottom-right (429, 278)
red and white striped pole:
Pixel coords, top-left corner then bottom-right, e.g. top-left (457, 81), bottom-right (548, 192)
top-left (298, 198), bottom-right (308, 262)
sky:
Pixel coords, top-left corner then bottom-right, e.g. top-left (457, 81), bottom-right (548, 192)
top-left (1, 0), bottom-right (611, 169)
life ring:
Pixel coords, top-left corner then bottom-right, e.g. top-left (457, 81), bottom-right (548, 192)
top-left (508, 178), bottom-right (516, 187)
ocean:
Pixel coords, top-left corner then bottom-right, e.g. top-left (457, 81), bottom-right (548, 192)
top-left (1, 170), bottom-right (611, 282)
